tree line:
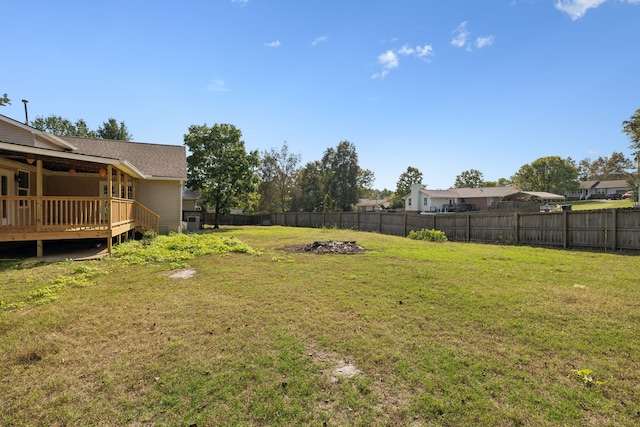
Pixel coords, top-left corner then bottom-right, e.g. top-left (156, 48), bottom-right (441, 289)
top-left (3, 92), bottom-right (639, 213)
top-left (183, 123), bottom-right (375, 227)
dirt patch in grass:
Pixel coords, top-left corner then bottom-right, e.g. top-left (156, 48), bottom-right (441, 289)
top-left (305, 344), bottom-right (362, 382)
top-left (166, 268), bottom-right (197, 279)
top-left (282, 241), bottom-right (365, 255)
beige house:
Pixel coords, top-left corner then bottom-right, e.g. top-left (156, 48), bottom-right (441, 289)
top-left (0, 114), bottom-right (186, 257)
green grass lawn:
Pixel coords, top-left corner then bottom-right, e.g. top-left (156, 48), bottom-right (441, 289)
top-left (567, 199), bottom-right (635, 210)
top-left (1, 227), bottom-right (639, 426)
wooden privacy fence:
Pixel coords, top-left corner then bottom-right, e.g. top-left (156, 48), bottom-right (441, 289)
top-left (267, 209), bottom-right (640, 251)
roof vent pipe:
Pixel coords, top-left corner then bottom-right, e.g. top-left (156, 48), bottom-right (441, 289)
top-left (21, 99), bottom-right (29, 125)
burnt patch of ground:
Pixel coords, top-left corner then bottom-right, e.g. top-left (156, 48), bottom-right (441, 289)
top-left (282, 240), bottom-right (365, 255)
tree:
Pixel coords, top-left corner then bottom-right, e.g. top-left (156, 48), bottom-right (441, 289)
top-left (184, 123), bottom-right (260, 228)
top-left (511, 156), bottom-right (579, 195)
top-left (454, 169), bottom-right (484, 188)
top-left (622, 109), bottom-right (640, 172)
top-left (31, 114), bottom-right (131, 139)
top-left (392, 166), bottom-right (423, 208)
top-left (96, 117), bottom-right (132, 141)
top-left (296, 161), bottom-right (325, 212)
top-left (0, 93), bottom-right (10, 107)
top-left (482, 177), bottom-right (510, 187)
top-left (578, 152), bottom-right (634, 181)
top-left (357, 167), bottom-right (375, 198)
top-left (395, 167), bottom-right (423, 196)
top-left (31, 115), bottom-right (97, 138)
top-left (321, 141), bottom-right (365, 211)
top-left (257, 142), bottom-right (301, 213)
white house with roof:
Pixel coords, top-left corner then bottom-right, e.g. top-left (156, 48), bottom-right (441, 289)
top-left (404, 183), bottom-right (523, 212)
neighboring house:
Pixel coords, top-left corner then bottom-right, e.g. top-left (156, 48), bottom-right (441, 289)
top-left (404, 183), bottom-right (522, 212)
top-left (569, 180), bottom-right (631, 199)
top-left (0, 114), bottom-right (186, 257)
top-left (182, 188), bottom-right (200, 211)
top-left (356, 198), bottom-right (391, 212)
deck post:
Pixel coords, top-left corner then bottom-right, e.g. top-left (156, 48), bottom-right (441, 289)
top-left (107, 166), bottom-right (113, 253)
top-left (36, 160), bottom-right (43, 257)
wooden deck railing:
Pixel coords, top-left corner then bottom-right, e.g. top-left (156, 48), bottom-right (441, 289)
top-left (0, 196), bottom-right (159, 237)
top-left (134, 201), bottom-right (160, 233)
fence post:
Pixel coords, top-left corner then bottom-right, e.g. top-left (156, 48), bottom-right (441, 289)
top-left (403, 213), bottom-right (407, 236)
top-left (563, 210), bottom-right (568, 249)
top-left (611, 209), bottom-right (617, 251)
top-left (514, 212), bottom-right (519, 244)
top-left (467, 214), bottom-right (471, 242)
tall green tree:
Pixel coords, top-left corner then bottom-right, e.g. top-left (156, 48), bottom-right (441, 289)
top-left (184, 123), bottom-right (259, 228)
top-left (321, 141), bottom-right (366, 211)
top-left (511, 156), bottom-right (579, 194)
top-left (0, 93), bottom-right (10, 106)
top-left (96, 117), bottom-right (132, 141)
top-left (295, 160), bottom-right (325, 212)
top-left (578, 152), bottom-right (634, 181)
top-left (258, 142), bottom-right (301, 213)
top-left (395, 166), bottom-right (423, 196)
top-left (454, 169), bottom-right (484, 188)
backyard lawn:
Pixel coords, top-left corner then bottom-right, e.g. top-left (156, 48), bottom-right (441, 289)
top-left (1, 226), bottom-right (639, 426)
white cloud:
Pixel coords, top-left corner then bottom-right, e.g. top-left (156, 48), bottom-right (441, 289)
top-left (415, 44), bottom-right (434, 58)
top-left (231, 0), bottom-right (249, 6)
top-left (555, 0), bottom-right (607, 19)
top-left (371, 50), bottom-right (398, 80)
top-left (264, 40), bottom-right (281, 48)
top-left (451, 22), bottom-right (494, 51)
top-left (378, 50), bottom-right (399, 69)
top-left (207, 80), bottom-right (229, 92)
top-left (555, 0), bottom-right (640, 19)
top-left (397, 45), bottom-right (415, 56)
top-left (372, 44), bottom-right (434, 79)
top-left (475, 36), bottom-right (495, 48)
top-left (451, 21), bottom-right (469, 48)
top-left (312, 36), bottom-right (328, 46)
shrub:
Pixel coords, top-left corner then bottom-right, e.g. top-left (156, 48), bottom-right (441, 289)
top-left (407, 228), bottom-right (448, 243)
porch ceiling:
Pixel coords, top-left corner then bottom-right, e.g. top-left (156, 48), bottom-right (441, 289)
top-left (1, 149), bottom-right (107, 174)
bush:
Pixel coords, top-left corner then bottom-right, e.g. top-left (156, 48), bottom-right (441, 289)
top-left (407, 228), bottom-right (448, 243)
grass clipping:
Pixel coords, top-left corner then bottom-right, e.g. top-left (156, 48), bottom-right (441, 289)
top-left (112, 233), bottom-right (259, 268)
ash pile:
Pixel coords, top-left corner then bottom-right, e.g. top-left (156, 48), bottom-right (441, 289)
top-left (303, 240), bottom-right (365, 254)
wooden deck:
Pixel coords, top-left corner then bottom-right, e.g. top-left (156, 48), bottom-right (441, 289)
top-left (0, 196), bottom-right (159, 254)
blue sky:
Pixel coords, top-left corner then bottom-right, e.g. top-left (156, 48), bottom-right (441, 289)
top-left (3, 0), bottom-right (640, 190)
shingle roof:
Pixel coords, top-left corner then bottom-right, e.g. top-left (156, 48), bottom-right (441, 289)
top-left (419, 186), bottom-right (520, 199)
top-left (61, 136), bottom-right (186, 179)
top-left (593, 180), bottom-right (629, 189)
top-left (580, 180), bottom-right (599, 189)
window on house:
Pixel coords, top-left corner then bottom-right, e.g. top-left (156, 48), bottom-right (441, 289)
top-left (423, 197), bottom-right (428, 206)
top-left (408, 198), bottom-right (412, 207)
top-left (17, 171), bottom-right (29, 196)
